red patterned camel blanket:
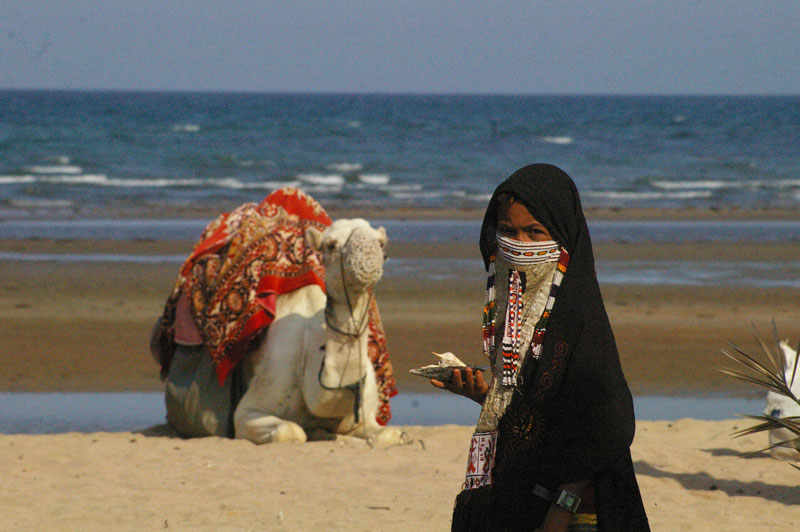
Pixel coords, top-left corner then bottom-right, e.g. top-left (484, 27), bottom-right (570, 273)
top-left (152, 188), bottom-right (397, 425)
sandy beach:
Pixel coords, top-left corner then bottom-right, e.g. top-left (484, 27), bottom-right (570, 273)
top-left (1, 209), bottom-right (799, 531)
top-left (1, 420), bottom-right (798, 531)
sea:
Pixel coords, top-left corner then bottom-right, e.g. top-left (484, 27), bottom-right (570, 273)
top-left (1, 90), bottom-right (799, 214)
top-left (1, 91), bottom-right (798, 431)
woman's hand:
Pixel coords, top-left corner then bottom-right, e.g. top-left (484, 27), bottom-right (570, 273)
top-left (430, 366), bottom-right (488, 404)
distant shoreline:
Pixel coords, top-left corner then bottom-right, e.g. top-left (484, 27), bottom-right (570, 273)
top-left (3, 203), bottom-right (800, 223)
top-left (4, 87), bottom-right (800, 97)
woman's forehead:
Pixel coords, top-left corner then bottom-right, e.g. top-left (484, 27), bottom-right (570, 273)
top-left (497, 200), bottom-right (539, 223)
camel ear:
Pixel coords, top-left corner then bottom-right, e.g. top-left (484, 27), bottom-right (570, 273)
top-left (305, 227), bottom-right (324, 252)
top-left (376, 226), bottom-right (388, 246)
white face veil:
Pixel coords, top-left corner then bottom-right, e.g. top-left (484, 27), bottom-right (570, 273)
top-left (475, 235), bottom-right (563, 434)
top-left (492, 234), bottom-right (562, 381)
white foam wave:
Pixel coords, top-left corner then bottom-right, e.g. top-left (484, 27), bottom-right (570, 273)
top-left (776, 179), bottom-right (800, 188)
top-left (298, 184), bottom-right (344, 194)
top-left (384, 184), bottom-right (423, 193)
top-left (347, 120), bottom-right (361, 128)
top-left (673, 115), bottom-right (686, 123)
top-left (586, 190), bottom-right (713, 200)
top-left (539, 136), bottom-right (573, 145)
top-left (651, 180), bottom-right (740, 190)
top-left (326, 162), bottom-right (362, 173)
top-left (209, 178), bottom-right (299, 190)
top-left (43, 156), bottom-right (72, 165)
top-left (0, 174), bottom-right (299, 190)
top-left (297, 173), bottom-right (345, 186)
top-left (358, 174), bottom-right (390, 185)
top-left (173, 124), bottom-right (200, 133)
top-left (46, 174), bottom-right (109, 185)
top-left (25, 165), bottom-right (82, 174)
top-left (794, 190), bottom-right (800, 202)
top-left (465, 193), bottom-right (493, 203)
top-left (0, 175), bottom-right (36, 184)
top-left (389, 190), bottom-right (445, 200)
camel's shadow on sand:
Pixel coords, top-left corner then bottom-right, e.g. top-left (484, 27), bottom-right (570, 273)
top-left (633, 457), bottom-right (799, 506)
top-left (136, 424), bottom-right (183, 439)
top-left (135, 423), bottom-right (340, 442)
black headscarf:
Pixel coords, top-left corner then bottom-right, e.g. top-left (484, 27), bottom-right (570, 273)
top-left (454, 164), bottom-right (649, 531)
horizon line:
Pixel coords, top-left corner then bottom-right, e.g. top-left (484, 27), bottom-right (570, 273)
top-left (1, 87), bottom-right (798, 98)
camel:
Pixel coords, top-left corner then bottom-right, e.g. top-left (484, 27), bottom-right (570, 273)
top-left (152, 189), bottom-right (403, 445)
top-left (233, 218), bottom-right (405, 445)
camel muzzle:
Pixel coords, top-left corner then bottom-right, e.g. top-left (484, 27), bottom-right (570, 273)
top-left (342, 227), bottom-right (384, 291)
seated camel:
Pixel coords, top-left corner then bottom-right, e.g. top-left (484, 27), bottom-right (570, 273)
top-left (151, 188), bottom-right (404, 445)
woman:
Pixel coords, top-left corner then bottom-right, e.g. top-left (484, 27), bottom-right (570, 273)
top-left (432, 164), bottom-right (649, 531)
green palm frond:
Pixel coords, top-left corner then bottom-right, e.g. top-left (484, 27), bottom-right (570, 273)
top-left (733, 415), bottom-right (800, 438)
top-left (720, 321), bottom-right (800, 462)
top-left (719, 322), bottom-right (800, 404)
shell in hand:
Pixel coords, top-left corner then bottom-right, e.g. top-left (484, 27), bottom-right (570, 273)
top-left (409, 352), bottom-right (488, 382)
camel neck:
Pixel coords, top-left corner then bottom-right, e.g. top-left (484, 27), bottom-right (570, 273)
top-left (325, 293), bottom-right (371, 338)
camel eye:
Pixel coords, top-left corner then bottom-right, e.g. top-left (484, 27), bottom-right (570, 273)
top-left (326, 241), bottom-right (337, 252)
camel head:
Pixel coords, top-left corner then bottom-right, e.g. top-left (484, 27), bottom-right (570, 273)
top-left (306, 218), bottom-right (387, 299)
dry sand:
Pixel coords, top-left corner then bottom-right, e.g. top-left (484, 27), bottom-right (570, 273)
top-left (1, 212), bottom-right (799, 531)
top-left (1, 420), bottom-right (798, 531)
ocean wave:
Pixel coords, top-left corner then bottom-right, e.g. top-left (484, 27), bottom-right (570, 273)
top-left (0, 175), bottom-right (36, 184)
top-left (388, 190), bottom-right (445, 200)
top-left (297, 173), bottom-right (345, 186)
top-left (383, 184), bottom-right (423, 193)
top-left (463, 193), bottom-right (493, 203)
top-left (654, 178), bottom-right (800, 191)
top-left (25, 165), bottom-right (82, 174)
top-left (172, 124), bottom-right (201, 133)
top-left (0, 174), bottom-right (299, 190)
top-left (539, 136), bottom-right (573, 145)
top-left (385, 187), bottom-right (488, 202)
top-left (326, 162), bottom-right (362, 173)
top-left (651, 180), bottom-right (742, 190)
top-left (586, 190), bottom-right (713, 200)
top-left (358, 174), bottom-right (390, 185)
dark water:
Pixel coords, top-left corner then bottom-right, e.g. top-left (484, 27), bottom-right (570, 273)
top-left (3, 217), bottom-right (800, 243)
top-left (0, 392), bottom-right (764, 434)
top-left (3, 218), bottom-right (800, 287)
top-left (1, 91), bottom-right (798, 214)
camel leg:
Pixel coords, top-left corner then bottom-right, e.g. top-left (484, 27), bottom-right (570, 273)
top-left (234, 409), bottom-right (307, 444)
top-left (333, 367), bottom-right (407, 446)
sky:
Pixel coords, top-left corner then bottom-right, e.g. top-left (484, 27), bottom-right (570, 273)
top-left (1, 1), bottom-right (799, 95)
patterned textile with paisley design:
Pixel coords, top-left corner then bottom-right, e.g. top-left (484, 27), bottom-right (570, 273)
top-left (153, 188), bottom-right (397, 426)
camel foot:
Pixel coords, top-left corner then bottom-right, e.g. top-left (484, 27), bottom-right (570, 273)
top-left (236, 415), bottom-right (307, 444)
top-left (368, 427), bottom-right (408, 447)
top-left (274, 421), bottom-right (308, 443)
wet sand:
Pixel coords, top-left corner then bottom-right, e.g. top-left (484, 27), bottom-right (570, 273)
top-left (1, 236), bottom-right (799, 394)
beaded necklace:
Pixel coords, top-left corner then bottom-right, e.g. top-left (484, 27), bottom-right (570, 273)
top-left (482, 243), bottom-right (570, 387)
